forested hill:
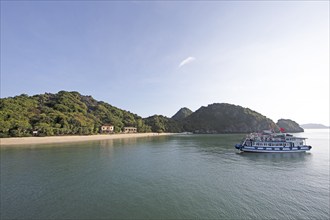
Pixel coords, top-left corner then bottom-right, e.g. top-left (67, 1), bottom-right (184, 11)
top-left (276, 119), bottom-right (304, 133)
top-left (182, 103), bottom-right (277, 133)
top-left (0, 91), bottom-right (151, 137)
top-left (171, 107), bottom-right (193, 121)
top-left (0, 91), bottom-right (301, 137)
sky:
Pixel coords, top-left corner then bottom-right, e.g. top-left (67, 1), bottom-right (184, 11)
top-left (1, 1), bottom-right (329, 125)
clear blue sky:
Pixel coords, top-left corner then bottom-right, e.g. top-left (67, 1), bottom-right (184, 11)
top-left (1, 1), bottom-right (329, 125)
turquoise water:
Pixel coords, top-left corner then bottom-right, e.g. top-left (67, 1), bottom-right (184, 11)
top-left (1, 130), bottom-right (329, 219)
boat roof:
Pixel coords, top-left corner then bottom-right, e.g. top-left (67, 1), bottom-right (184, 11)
top-left (251, 131), bottom-right (307, 139)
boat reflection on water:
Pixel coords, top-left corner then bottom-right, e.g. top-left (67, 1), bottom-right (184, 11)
top-left (237, 151), bottom-right (312, 163)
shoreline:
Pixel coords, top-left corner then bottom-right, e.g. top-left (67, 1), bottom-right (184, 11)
top-left (0, 133), bottom-right (174, 147)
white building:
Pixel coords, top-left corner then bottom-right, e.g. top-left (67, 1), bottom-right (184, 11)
top-left (123, 127), bottom-right (137, 133)
top-left (101, 124), bottom-right (114, 133)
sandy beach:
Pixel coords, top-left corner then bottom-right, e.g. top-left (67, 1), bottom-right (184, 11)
top-left (0, 133), bottom-right (174, 147)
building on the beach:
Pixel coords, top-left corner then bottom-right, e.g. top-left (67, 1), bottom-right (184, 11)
top-left (123, 127), bottom-right (137, 133)
top-left (101, 124), bottom-right (114, 133)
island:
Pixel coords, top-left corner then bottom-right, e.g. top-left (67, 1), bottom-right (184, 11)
top-left (0, 91), bottom-right (307, 140)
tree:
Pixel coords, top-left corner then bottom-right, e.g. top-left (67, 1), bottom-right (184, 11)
top-left (0, 91), bottom-right (153, 137)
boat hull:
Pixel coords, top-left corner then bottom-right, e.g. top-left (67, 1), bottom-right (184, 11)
top-left (235, 144), bottom-right (312, 153)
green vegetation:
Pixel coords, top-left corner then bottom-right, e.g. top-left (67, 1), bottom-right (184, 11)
top-left (171, 107), bottom-right (193, 121)
top-left (145, 103), bottom-right (280, 134)
top-left (1, 91), bottom-right (301, 138)
top-left (0, 91), bottom-right (151, 137)
top-left (144, 115), bottom-right (183, 133)
top-left (182, 103), bottom-right (277, 133)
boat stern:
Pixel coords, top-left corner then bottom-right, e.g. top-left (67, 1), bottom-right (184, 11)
top-left (235, 144), bottom-right (242, 150)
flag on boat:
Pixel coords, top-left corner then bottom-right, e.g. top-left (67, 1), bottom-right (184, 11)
top-left (279, 127), bottom-right (285, 132)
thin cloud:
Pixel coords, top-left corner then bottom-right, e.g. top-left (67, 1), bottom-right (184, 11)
top-left (179, 56), bottom-right (196, 68)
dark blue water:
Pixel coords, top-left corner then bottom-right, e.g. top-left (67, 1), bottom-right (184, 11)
top-left (1, 130), bottom-right (329, 219)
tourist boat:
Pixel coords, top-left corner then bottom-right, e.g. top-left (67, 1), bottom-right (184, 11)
top-left (235, 130), bottom-right (312, 153)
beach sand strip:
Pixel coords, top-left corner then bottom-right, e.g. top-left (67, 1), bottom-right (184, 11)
top-left (0, 133), bottom-right (173, 147)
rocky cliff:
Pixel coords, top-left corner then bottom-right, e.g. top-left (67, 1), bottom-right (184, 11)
top-left (276, 119), bottom-right (304, 133)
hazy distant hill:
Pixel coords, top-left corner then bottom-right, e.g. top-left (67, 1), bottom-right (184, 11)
top-left (182, 103), bottom-right (276, 133)
top-left (276, 119), bottom-right (304, 133)
top-left (300, 123), bottom-right (329, 129)
top-left (171, 107), bottom-right (193, 121)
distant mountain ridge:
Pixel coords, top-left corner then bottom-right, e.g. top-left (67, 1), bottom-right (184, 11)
top-left (300, 123), bottom-right (329, 129)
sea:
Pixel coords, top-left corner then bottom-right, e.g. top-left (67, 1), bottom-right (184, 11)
top-left (1, 129), bottom-right (329, 219)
